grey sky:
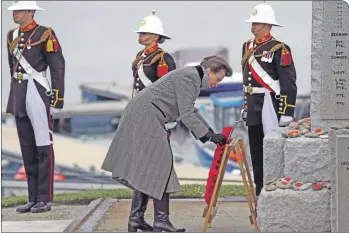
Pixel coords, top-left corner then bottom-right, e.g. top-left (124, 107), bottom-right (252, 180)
top-left (1, 1), bottom-right (312, 106)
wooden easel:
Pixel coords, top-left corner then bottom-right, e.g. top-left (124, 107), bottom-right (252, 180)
top-left (202, 138), bottom-right (259, 232)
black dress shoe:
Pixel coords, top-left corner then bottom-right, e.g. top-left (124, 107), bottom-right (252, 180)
top-left (30, 202), bottom-right (52, 213)
top-left (16, 202), bottom-right (36, 213)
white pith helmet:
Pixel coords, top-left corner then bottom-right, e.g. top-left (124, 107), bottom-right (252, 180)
top-left (135, 10), bottom-right (171, 39)
top-left (8, 1), bottom-right (45, 11)
top-left (245, 2), bottom-right (282, 27)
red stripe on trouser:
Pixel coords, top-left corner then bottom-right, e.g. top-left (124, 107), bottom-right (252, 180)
top-left (248, 63), bottom-right (274, 93)
top-left (48, 112), bottom-right (53, 201)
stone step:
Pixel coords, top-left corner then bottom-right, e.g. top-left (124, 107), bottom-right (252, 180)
top-left (257, 188), bottom-right (331, 232)
top-left (263, 130), bottom-right (331, 183)
top-left (283, 136), bottom-right (330, 182)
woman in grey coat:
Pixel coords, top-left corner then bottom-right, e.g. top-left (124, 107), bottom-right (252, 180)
top-left (101, 56), bottom-right (232, 232)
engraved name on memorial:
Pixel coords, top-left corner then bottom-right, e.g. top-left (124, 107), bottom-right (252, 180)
top-left (321, 1), bottom-right (349, 120)
top-left (336, 135), bottom-right (349, 232)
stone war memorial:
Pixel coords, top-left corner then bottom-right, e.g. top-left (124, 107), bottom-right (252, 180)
top-left (256, 1), bottom-right (349, 232)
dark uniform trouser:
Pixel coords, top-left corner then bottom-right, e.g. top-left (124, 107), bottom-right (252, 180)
top-left (248, 124), bottom-right (264, 196)
top-left (16, 116), bottom-right (55, 202)
top-left (14, 75), bottom-right (55, 203)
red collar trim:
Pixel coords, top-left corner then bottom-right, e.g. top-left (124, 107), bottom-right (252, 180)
top-left (20, 20), bottom-right (37, 32)
top-left (145, 44), bottom-right (158, 55)
top-left (255, 33), bottom-right (272, 44)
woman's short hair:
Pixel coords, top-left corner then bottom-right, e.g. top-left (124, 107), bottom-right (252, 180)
top-left (157, 35), bottom-right (166, 44)
top-left (200, 56), bottom-right (233, 77)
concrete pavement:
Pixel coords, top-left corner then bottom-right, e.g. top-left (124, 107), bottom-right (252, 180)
top-left (2, 220), bottom-right (73, 232)
top-left (97, 199), bottom-right (254, 232)
top-left (1, 205), bottom-right (86, 232)
top-left (1, 200), bottom-right (255, 232)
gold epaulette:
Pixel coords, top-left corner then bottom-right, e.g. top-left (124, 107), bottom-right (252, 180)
top-left (40, 27), bottom-right (52, 41)
top-left (8, 26), bottom-right (54, 54)
top-left (149, 52), bottom-right (162, 65)
top-left (7, 27), bottom-right (17, 45)
top-left (131, 50), bottom-right (144, 69)
top-left (8, 28), bottom-right (21, 54)
top-left (149, 49), bottom-right (166, 65)
top-left (131, 49), bottom-right (166, 68)
top-left (158, 48), bottom-right (167, 62)
top-left (24, 27), bottom-right (52, 47)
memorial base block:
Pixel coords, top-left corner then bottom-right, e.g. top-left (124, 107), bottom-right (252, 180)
top-left (284, 137), bottom-right (331, 183)
top-left (257, 189), bottom-right (331, 232)
top-left (263, 130), bottom-right (331, 183)
top-left (263, 130), bottom-right (285, 182)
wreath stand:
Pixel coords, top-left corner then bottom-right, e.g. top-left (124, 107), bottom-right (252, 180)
top-left (202, 138), bottom-right (259, 232)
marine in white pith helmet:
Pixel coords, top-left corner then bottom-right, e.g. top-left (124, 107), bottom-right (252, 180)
top-left (130, 10), bottom-right (176, 99)
top-left (8, 1), bottom-right (45, 27)
top-left (6, 0), bottom-right (65, 214)
top-left (127, 11), bottom-right (179, 232)
top-left (241, 2), bottom-right (297, 197)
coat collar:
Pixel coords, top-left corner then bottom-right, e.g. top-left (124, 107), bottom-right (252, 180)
top-left (20, 20), bottom-right (37, 32)
top-left (144, 44), bottom-right (159, 55)
top-left (194, 65), bottom-right (209, 90)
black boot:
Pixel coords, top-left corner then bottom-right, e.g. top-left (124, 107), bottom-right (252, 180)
top-left (30, 202), bottom-right (51, 213)
top-left (153, 193), bottom-right (185, 232)
top-left (16, 202), bottom-right (36, 213)
top-left (128, 190), bottom-right (153, 232)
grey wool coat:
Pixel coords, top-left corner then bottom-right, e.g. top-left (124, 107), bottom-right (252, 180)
top-left (101, 66), bottom-right (211, 200)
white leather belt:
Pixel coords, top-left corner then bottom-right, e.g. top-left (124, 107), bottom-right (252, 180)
top-left (243, 85), bottom-right (267, 94)
top-left (13, 72), bottom-right (46, 79)
top-left (13, 72), bottom-right (30, 80)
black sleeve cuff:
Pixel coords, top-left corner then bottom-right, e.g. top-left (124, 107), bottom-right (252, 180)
top-left (199, 130), bottom-right (214, 143)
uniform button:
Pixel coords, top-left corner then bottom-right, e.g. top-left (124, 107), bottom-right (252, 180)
top-left (279, 103), bottom-right (283, 106)
top-left (20, 33), bottom-right (24, 36)
top-left (19, 44), bottom-right (23, 47)
top-left (136, 83), bottom-right (139, 86)
top-left (20, 38), bottom-right (24, 41)
top-left (249, 72), bottom-right (251, 75)
top-left (248, 77), bottom-right (251, 81)
top-left (51, 100), bottom-right (54, 103)
top-left (137, 78), bottom-right (140, 81)
top-left (136, 88), bottom-right (139, 91)
top-left (254, 44), bottom-right (257, 48)
top-left (18, 66), bottom-right (21, 70)
top-left (244, 100), bottom-right (247, 104)
top-left (19, 49), bottom-right (23, 52)
top-left (248, 83), bottom-right (251, 86)
top-left (279, 107), bottom-right (282, 111)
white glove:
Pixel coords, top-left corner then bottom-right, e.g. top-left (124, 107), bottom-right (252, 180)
top-left (241, 109), bottom-right (247, 121)
top-left (279, 115), bottom-right (293, 126)
top-left (50, 107), bottom-right (62, 114)
top-left (165, 122), bottom-right (177, 130)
